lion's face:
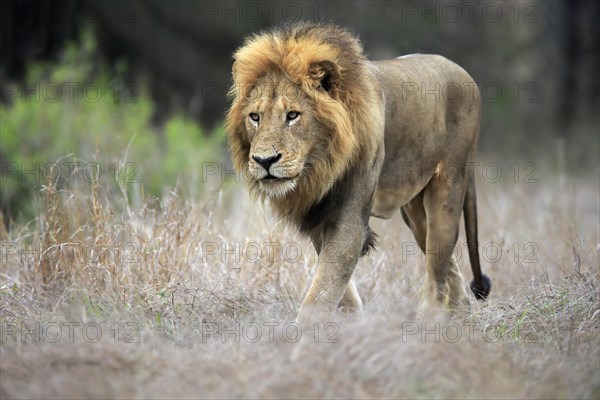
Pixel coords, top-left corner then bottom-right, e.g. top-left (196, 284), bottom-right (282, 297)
top-left (243, 75), bottom-right (321, 198)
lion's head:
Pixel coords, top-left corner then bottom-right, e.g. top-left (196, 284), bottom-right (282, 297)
top-left (226, 23), bottom-right (381, 224)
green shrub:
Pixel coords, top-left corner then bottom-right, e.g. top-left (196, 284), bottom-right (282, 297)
top-left (0, 28), bottom-right (224, 221)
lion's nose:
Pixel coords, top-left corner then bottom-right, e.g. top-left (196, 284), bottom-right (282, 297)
top-left (252, 153), bottom-right (282, 171)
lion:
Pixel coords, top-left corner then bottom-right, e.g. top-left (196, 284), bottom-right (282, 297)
top-left (225, 22), bottom-right (491, 324)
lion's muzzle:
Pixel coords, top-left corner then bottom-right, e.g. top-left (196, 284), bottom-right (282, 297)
top-left (249, 151), bottom-right (300, 197)
top-left (252, 153), bottom-right (282, 175)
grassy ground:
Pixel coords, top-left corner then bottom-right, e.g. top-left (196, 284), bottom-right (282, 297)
top-left (1, 157), bottom-right (599, 399)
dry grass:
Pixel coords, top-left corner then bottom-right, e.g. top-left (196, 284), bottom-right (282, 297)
top-left (1, 158), bottom-right (599, 399)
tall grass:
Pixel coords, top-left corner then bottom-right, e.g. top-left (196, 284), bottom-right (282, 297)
top-left (0, 152), bottom-right (598, 399)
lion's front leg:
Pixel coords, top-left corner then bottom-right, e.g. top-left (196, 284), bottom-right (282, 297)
top-left (296, 231), bottom-right (364, 326)
top-left (338, 278), bottom-right (363, 312)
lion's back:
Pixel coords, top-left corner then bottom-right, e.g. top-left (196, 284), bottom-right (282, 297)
top-left (369, 54), bottom-right (482, 217)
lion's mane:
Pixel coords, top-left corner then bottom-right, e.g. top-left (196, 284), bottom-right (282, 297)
top-left (225, 23), bottom-right (382, 225)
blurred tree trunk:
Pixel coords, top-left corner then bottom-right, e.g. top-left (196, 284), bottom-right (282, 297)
top-left (556, 0), bottom-right (580, 136)
top-left (555, 0), bottom-right (600, 137)
top-left (0, 0), bottom-right (80, 95)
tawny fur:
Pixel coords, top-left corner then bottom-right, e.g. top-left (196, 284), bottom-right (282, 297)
top-left (226, 22), bottom-right (490, 324)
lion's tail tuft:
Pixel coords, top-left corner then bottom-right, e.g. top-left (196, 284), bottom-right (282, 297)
top-left (470, 274), bottom-right (491, 300)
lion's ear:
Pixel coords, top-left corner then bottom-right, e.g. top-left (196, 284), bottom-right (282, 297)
top-left (309, 60), bottom-right (341, 98)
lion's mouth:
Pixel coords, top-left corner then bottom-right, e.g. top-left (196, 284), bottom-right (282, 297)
top-left (257, 174), bottom-right (300, 197)
top-left (261, 174), bottom-right (296, 181)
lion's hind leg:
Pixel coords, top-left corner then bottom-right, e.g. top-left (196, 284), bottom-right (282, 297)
top-left (446, 255), bottom-right (471, 312)
top-left (400, 194), bottom-right (452, 319)
top-left (401, 186), bottom-right (471, 319)
top-left (418, 163), bottom-right (468, 320)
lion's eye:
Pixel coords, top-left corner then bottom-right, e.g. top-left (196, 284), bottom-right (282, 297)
top-left (249, 113), bottom-right (260, 122)
top-left (287, 111), bottom-right (300, 121)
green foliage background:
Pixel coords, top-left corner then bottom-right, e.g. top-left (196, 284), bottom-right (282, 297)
top-left (1, 30), bottom-right (225, 220)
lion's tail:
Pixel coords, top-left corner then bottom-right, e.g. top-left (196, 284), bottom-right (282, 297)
top-left (463, 178), bottom-right (491, 300)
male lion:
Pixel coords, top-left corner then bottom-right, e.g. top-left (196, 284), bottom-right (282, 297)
top-left (226, 22), bottom-right (491, 324)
